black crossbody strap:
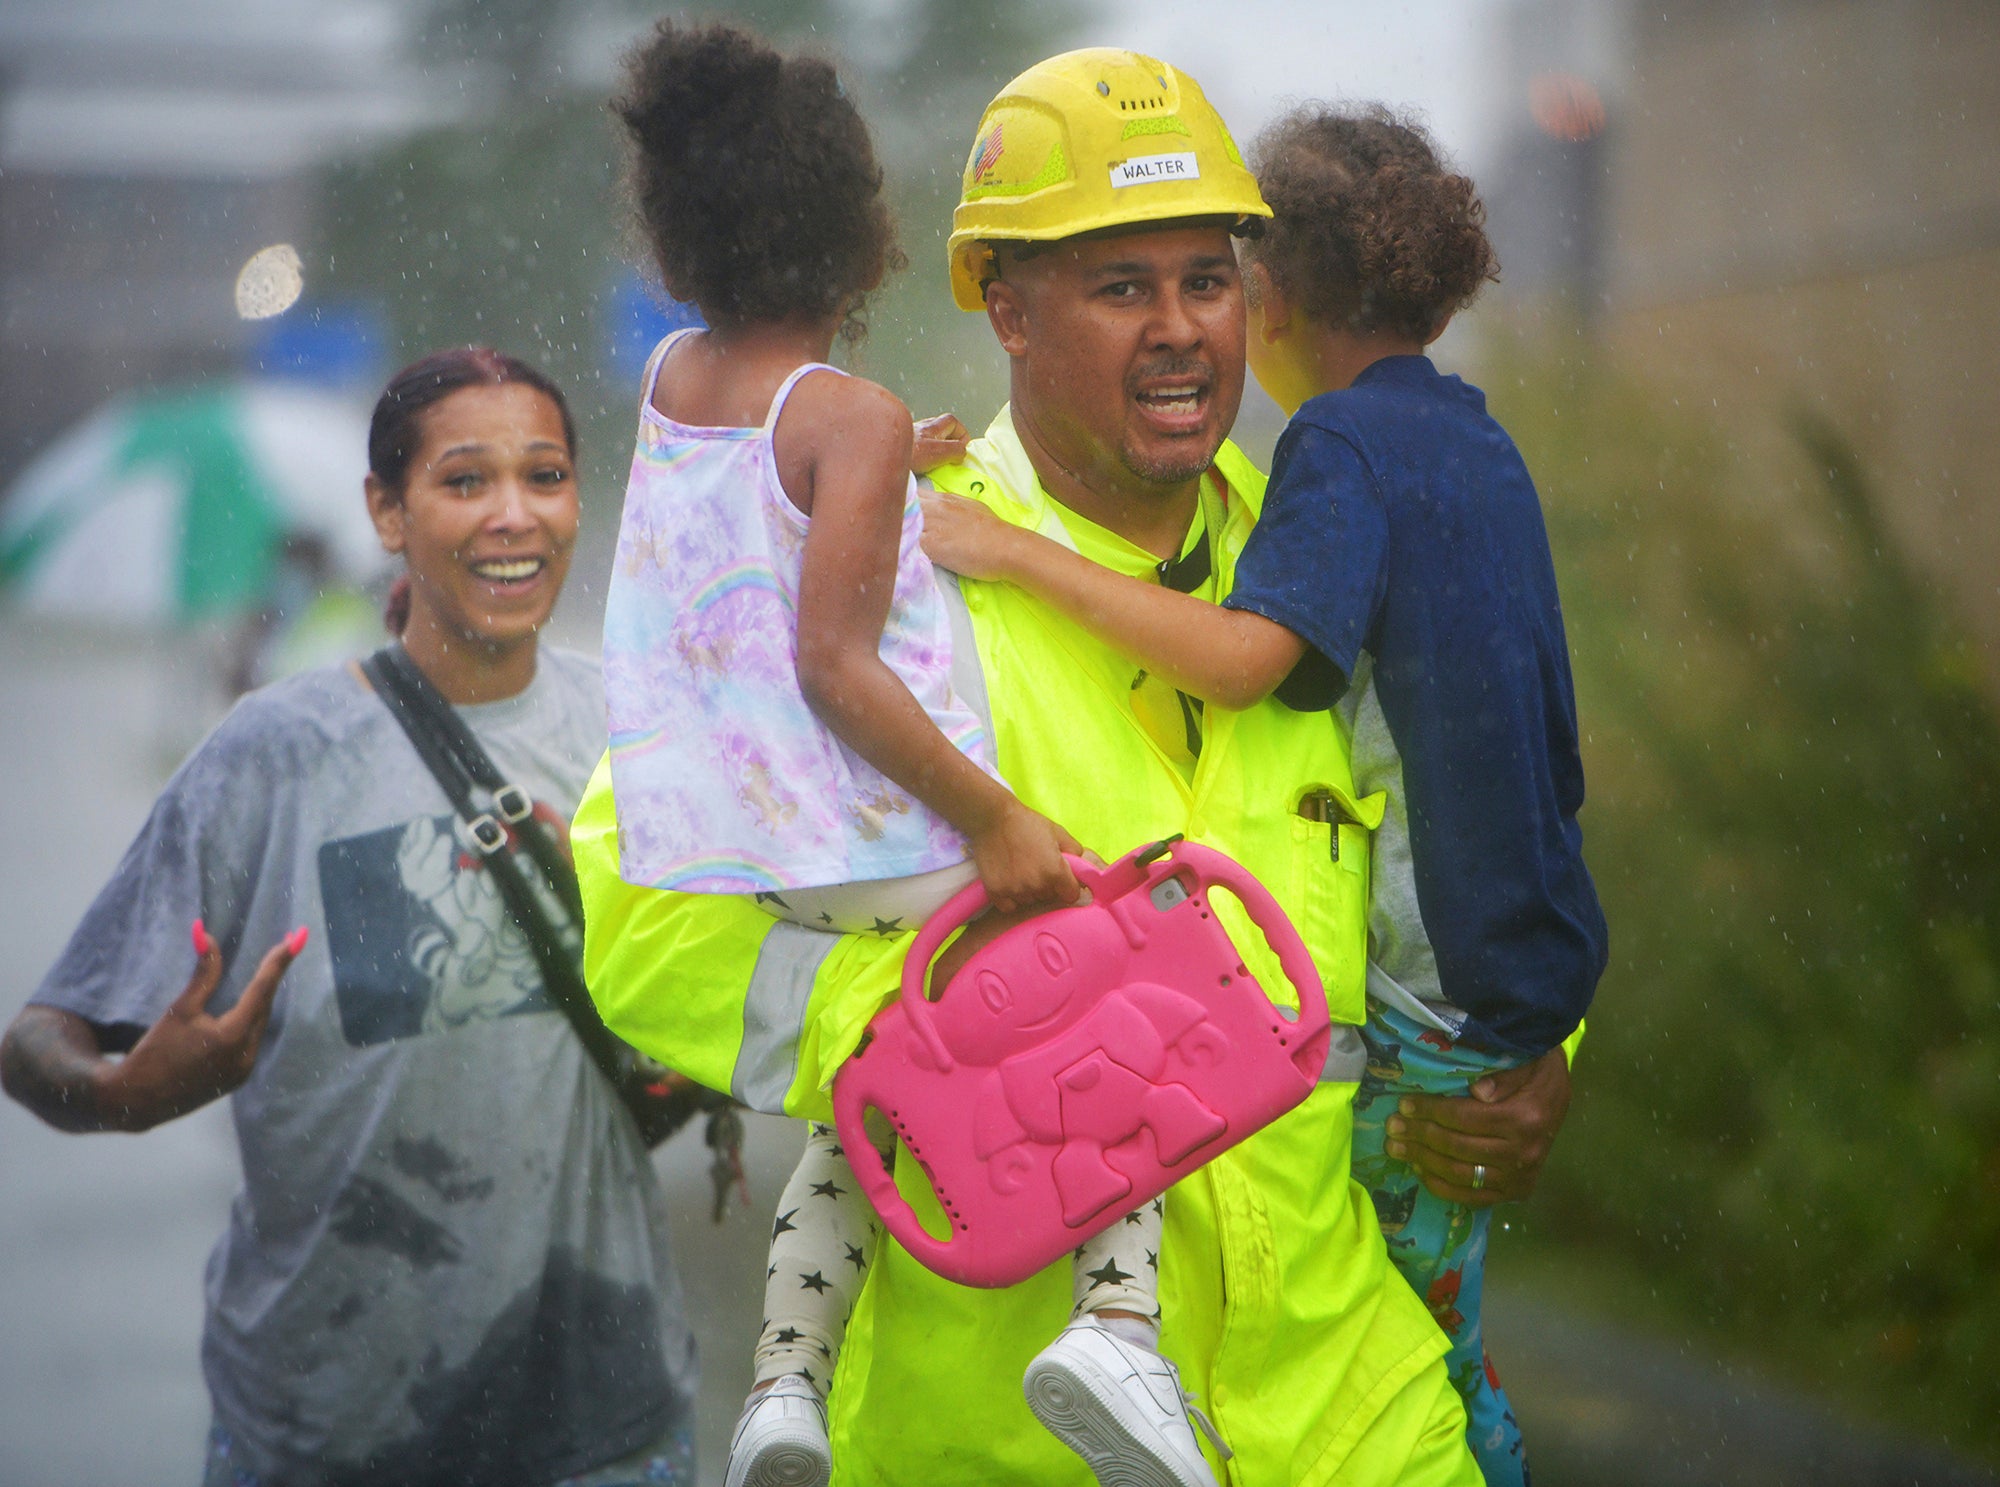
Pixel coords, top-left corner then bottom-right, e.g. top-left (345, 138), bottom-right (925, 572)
top-left (360, 649), bottom-right (626, 1094)
top-left (373, 646), bottom-right (584, 922)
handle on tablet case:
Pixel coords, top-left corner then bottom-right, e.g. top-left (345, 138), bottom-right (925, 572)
top-left (895, 837), bottom-right (1326, 1071)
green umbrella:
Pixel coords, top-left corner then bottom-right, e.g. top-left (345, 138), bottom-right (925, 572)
top-left (0, 382), bottom-right (386, 625)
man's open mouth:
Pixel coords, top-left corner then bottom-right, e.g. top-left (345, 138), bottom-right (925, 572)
top-left (1134, 378), bottom-right (1212, 433)
top-left (1136, 383), bottom-right (1207, 417)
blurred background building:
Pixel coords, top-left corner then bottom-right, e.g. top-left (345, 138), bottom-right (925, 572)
top-left (0, 1), bottom-right (444, 484)
top-left (1487, 0), bottom-right (2000, 690)
top-left (1608, 0), bottom-right (2000, 693)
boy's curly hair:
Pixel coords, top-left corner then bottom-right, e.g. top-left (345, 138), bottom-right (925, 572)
top-left (1246, 106), bottom-right (1498, 340)
top-left (613, 21), bottom-right (902, 339)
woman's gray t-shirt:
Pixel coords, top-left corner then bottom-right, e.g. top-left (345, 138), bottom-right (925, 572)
top-left (31, 649), bottom-right (697, 1485)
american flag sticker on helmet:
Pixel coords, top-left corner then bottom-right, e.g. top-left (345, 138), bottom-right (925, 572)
top-left (973, 124), bottom-right (1005, 178)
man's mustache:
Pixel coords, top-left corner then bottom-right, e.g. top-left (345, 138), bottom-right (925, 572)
top-left (1128, 356), bottom-right (1215, 393)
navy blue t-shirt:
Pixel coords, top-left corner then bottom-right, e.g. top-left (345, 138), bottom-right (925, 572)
top-left (1225, 355), bottom-right (1606, 1056)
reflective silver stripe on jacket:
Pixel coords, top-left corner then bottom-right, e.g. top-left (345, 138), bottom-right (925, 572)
top-left (729, 570), bottom-right (994, 1115)
top-left (732, 922), bottom-right (837, 1115)
top-left (1320, 1022), bottom-right (1368, 1084)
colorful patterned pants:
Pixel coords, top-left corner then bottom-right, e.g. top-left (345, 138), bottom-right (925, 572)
top-left (1351, 1002), bottom-right (1530, 1487)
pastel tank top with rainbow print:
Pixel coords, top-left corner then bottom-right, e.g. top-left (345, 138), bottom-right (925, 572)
top-left (602, 331), bottom-right (995, 893)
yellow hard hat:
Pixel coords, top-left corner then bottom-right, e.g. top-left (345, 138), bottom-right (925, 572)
top-left (947, 48), bottom-right (1271, 311)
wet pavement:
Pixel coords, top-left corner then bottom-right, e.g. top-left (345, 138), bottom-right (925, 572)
top-left (2, 619), bottom-right (1993, 1486)
top-left (1491, 1290), bottom-right (1996, 1487)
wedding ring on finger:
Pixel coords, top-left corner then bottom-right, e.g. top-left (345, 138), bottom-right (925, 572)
top-left (1472, 1163), bottom-right (1489, 1191)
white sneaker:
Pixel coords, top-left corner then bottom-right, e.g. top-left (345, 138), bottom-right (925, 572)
top-left (1023, 1318), bottom-right (1226, 1487)
top-left (725, 1375), bottom-right (831, 1487)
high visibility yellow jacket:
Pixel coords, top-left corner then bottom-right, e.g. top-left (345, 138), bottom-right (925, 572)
top-left (572, 409), bottom-right (1479, 1486)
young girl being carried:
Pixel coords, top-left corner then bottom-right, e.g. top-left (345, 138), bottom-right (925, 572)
top-left (604, 22), bottom-right (1226, 1487)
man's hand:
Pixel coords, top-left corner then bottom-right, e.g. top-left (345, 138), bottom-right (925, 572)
top-left (1384, 1045), bottom-right (1572, 1208)
top-left (911, 413), bottom-right (971, 474)
top-left (95, 921), bottom-right (305, 1131)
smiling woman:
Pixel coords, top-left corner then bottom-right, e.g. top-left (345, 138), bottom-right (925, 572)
top-left (0, 347), bottom-right (702, 1486)
top-left (364, 349), bottom-right (581, 704)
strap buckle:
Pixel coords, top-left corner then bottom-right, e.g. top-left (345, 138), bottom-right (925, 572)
top-left (459, 813), bottom-right (508, 856)
top-left (493, 784), bottom-right (533, 824)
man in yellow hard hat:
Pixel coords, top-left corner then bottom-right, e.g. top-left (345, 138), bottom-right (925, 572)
top-left (574, 48), bottom-right (1483, 1486)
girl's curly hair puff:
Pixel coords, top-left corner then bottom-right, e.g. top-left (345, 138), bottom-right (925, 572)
top-left (1246, 106), bottom-right (1498, 340)
top-left (613, 21), bottom-right (903, 340)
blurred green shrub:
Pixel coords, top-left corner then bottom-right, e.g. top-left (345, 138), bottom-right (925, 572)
top-left (1487, 337), bottom-right (2000, 1453)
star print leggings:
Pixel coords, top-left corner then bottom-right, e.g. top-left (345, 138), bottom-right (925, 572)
top-left (1351, 1000), bottom-right (1530, 1487)
top-left (753, 1122), bottom-right (1164, 1393)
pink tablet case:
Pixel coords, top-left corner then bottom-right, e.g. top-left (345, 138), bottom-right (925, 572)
top-left (831, 837), bottom-right (1330, 1288)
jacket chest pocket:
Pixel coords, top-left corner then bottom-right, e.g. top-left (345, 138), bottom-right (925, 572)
top-left (1288, 805), bottom-right (1372, 1027)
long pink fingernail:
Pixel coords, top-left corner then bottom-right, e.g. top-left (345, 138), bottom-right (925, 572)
top-left (192, 918), bottom-right (213, 956)
top-left (285, 926), bottom-right (309, 956)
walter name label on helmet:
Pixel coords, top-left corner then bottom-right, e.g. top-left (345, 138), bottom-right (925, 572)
top-left (1110, 152), bottom-right (1202, 188)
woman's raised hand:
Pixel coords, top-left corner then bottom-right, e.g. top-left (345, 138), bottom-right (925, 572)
top-left (95, 920), bottom-right (306, 1131)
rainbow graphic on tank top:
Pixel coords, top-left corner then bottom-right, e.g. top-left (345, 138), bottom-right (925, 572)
top-left (601, 331), bottom-right (997, 896)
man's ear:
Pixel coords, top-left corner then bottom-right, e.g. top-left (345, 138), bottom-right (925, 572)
top-left (365, 475), bottom-right (406, 555)
top-left (985, 279), bottom-right (1031, 358)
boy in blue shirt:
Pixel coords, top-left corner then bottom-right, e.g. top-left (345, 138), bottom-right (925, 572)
top-left (920, 105), bottom-right (1607, 1485)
